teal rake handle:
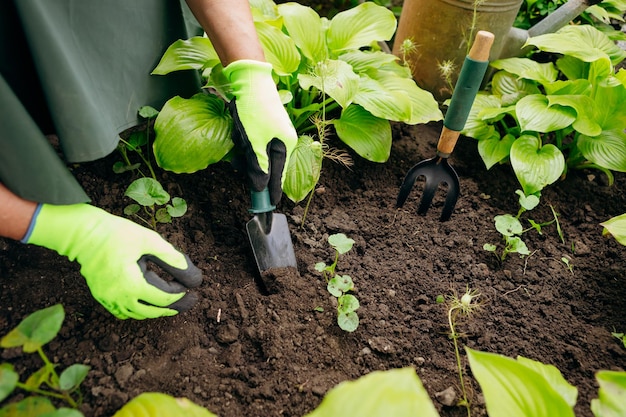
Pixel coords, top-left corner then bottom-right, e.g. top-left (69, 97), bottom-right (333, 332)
top-left (437, 31), bottom-right (495, 157)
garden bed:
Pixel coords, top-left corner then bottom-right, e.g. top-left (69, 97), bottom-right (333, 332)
top-left (1, 119), bottom-right (625, 416)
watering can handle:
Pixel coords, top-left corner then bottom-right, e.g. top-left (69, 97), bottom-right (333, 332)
top-left (437, 31), bottom-right (494, 157)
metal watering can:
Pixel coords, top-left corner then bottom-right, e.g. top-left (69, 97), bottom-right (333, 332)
top-left (392, 0), bottom-right (601, 101)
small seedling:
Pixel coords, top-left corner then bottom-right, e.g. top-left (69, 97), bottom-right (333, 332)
top-left (612, 331), bottom-right (626, 349)
top-left (484, 190), bottom-right (562, 261)
top-left (0, 304), bottom-right (89, 416)
top-left (315, 233), bottom-right (360, 332)
top-left (444, 287), bottom-right (482, 416)
top-left (115, 106), bottom-right (187, 230)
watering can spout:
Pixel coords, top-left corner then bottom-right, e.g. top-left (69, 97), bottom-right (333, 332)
top-left (498, 0), bottom-right (602, 59)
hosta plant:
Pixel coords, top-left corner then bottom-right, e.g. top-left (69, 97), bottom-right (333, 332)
top-left (150, 0), bottom-right (442, 203)
top-left (463, 24), bottom-right (626, 199)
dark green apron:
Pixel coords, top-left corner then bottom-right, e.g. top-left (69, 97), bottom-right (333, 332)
top-left (0, 0), bottom-right (202, 204)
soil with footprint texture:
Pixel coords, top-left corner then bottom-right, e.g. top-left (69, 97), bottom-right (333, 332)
top-left (2, 116), bottom-right (626, 417)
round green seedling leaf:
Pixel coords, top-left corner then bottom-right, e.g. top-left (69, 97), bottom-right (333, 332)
top-left (494, 214), bottom-right (523, 237)
top-left (338, 311), bottom-right (359, 332)
top-left (338, 294), bottom-right (360, 314)
top-left (125, 178), bottom-right (170, 207)
top-left (328, 233), bottom-right (355, 255)
top-left (516, 189), bottom-right (540, 211)
top-left (59, 364), bottom-right (90, 392)
top-left (166, 197), bottom-right (188, 218)
top-left (328, 275), bottom-right (354, 297)
top-left (0, 364), bottom-right (18, 402)
top-left (1, 304), bottom-right (64, 353)
top-left (0, 396), bottom-right (56, 417)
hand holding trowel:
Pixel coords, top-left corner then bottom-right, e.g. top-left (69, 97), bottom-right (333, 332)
top-left (396, 31), bottom-right (495, 221)
top-left (224, 60), bottom-right (299, 284)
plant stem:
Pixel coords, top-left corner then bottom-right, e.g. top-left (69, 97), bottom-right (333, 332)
top-left (448, 308), bottom-right (471, 417)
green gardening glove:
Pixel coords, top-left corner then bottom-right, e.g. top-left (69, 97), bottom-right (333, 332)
top-left (224, 60), bottom-right (298, 205)
top-left (22, 204), bottom-right (203, 320)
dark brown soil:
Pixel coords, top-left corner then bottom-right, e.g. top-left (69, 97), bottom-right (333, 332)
top-left (2, 119), bottom-right (626, 417)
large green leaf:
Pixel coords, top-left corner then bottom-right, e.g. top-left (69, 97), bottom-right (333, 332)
top-left (326, 2), bottom-right (396, 53)
top-left (547, 95), bottom-right (602, 136)
top-left (591, 370), bottom-right (626, 417)
top-left (516, 95), bottom-right (577, 132)
top-left (112, 393), bottom-right (216, 417)
top-left (601, 213), bottom-right (626, 246)
top-left (462, 94), bottom-right (503, 140)
top-left (510, 135), bottom-right (565, 195)
top-left (577, 129), bottom-right (626, 172)
top-left (298, 59), bottom-right (359, 109)
top-left (376, 75), bottom-right (442, 125)
top-left (353, 75), bottom-right (412, 122)
top-left (153, 93), bottom-right (232, 173)
top-left (338, 50), bottom-right (399, 74)
top-left (332, 105), bottom-right (391, 163)
top-left (467, 348), bottom-right (575, 417)
top-left (125, 178), bottom-right (170, 206)
top-left (1, 304), bottom-right (64, 353)
top-left (151, 37), bottom-right (219, 75)
top-left (516, 356), bottom-right (578, 407)
top-left (478, 133), bottom-right (517, 169)
top-left (490, 58), bottom-right (558, 84)
top-left (491, 71), bottom-right (541, 106)
top-left (304, 368), bottom-right (439, 417)
top-left (254, 21), bottom-right (301, 76)
top-left (525, 25), bottom-right (626, 65)
top-left (278, 3), bottom-right (327, 62)
top-left (592, 84), bottom-right (626, 131)
top-left (283, 135), bottom-right (323, 203)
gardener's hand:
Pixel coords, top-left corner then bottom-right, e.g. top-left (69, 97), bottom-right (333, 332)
top-left (224, 60), bottom-right (298, 205)
top-left (22, 204), bottom-right (203, 320)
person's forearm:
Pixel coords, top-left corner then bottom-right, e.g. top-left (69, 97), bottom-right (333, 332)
top-left (185, 0), bottom-right (265, 66)
top-left (0, 183), bottom-right (38, 241)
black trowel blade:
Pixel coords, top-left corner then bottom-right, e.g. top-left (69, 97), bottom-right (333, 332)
top-left (246, 212), bottom-right (297, 273)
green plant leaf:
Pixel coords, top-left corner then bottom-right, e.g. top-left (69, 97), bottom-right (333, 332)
top-left (124, 204), bottom-right (141, 216)
top-left (314, 262), bottom-right (327, 272)
top-left (517, 95), bottom-right (577, 133)
top-left (600, 213), bottom-right (626, 246)
top-left (326, 2), bottom-right (396, 53)
top-left (298, 59), bottom-right (359, 109)
top-left (591, 370), bottom-right (626, 417)
top-left (516, 356), bottom-right (578, 407)
top-left (255, 21), bottom-right (301, 76)
top-left (462, 94), bottom-right (502, 140)
top-left (59, 364), bottom-right (90, 392)
top-left (338, 294), bottom-right (360, 314)
top-left (154, 93), bottom-right (232, 173)
top-left (304, 368), bottom-right (439, 417)
top-left (339, 50), bottom-right (399, 74)
top-left (328, 275), bottom-right (354, 297)
top-left (467, 348), bottom-right (575, 417)
top-left (156, 208), bottom-right (172, 224)
top-left (577, 130), bottom-right (626, 172)
top-left (525, 25), bottom-right (626, 65)
top-left (125, 178), bottom-right (170, 207)
top-left (0, 364), bottom-right (18, 402)
top-left (491, 71), bottom-right (542, 106)
top-left (166, 197), bottom-right (187, 218)
top-left (0, 304), bottom-right (64, 353)
top-left (494, 214), bottom-right (523, 237)
top-left (337, 311), bottom-right (359, 332)
top-left (478, 133), bottom-right (516, 169)
top-left (333, 105), bottom-right (391, 163)
top-left (547, 95), bottom-right (602, 136)
top-left (283, 135), bottom-right (323, 203)
top-left (277, 3), bottom-right (327, 62)
top-left (112, 392), bottom-right (217, 417)
top-left (25, 365), bottom-right (55, 390)
top-left (507, 236), bottom-right (530, 256)
top-left (138, 105), bottom-right (159, 119)
top-left (515, 190), bottom-right (540, 211)
top-left (328, 233), bottom-right (355, 254)
top-left (151, 37), bottom-right (219, 75)
top-left (41, 408), bottom-right (85, 417)
top-left (510, 135), bottom-right (565, 195)
top-left (0, 396), bottom-right (57, 417)
top-left (491, 58), bottom-right (559, 85)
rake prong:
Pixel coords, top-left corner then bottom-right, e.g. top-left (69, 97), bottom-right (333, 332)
top-left (396, 159), bottom-right (432, 208)
top-left (416, 181), bottom-right (438, 215)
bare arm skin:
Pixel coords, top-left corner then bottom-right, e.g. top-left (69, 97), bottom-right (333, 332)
top-left (184, 0), bottom-right (265, 65)
top-left (0, 183), bottom-right (37, 241)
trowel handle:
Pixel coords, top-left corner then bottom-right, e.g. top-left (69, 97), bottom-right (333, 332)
top-left (249, 188), bottom-right (275, 214)
top-left (438, 31), bottom-right (494, 156)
